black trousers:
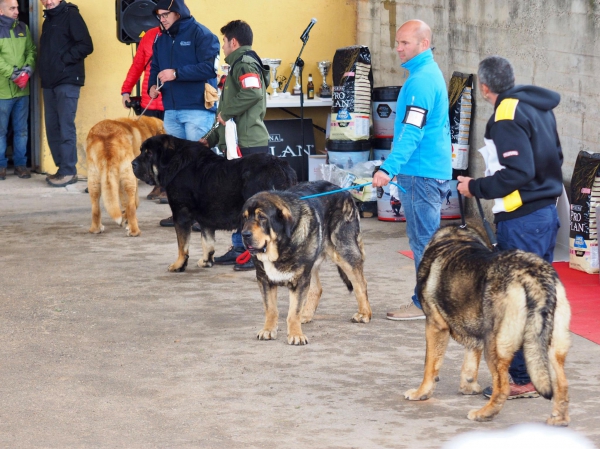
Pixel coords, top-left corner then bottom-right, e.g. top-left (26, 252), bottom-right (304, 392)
top-left (43, 84), bottom-right (80, 176)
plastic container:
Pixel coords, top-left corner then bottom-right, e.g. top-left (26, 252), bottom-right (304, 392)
top-left (377, 181), bottom-right (405, 222)
top-left (371, 138), bottom-right (393, 161)
top-left (326, 139), bottom-right (371, 170)
top-left (441, 179), bottom-right (461, 219)
top-left (372, 86), bottom-right (401, 138)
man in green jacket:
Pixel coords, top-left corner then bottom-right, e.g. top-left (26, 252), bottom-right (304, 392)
top-left (0, 0), bottom-right (35, 180)
top-left (202, 19), bottom-right (270, 271)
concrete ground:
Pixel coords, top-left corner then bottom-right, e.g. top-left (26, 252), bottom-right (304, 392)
top-left (1, 173), bottom-right (599, 449)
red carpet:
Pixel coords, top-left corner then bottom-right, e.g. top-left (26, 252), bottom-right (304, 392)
top-left (399, 250), bottom-right (414, 260)
top-left (553, 262), bottom-right (600, 345)
top-left (398, 251), bottom-right (600, 345)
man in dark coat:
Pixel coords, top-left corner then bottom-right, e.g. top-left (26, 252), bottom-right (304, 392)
top-left (38, 0), bottom-right (93, 187)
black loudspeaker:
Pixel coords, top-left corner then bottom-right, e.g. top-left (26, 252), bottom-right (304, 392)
top-left (116, 0), bottom-right (158, 44)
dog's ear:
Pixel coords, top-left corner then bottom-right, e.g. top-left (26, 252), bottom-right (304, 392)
top-left (155, 136), bottom-right (190, 187)
top-left (275, 204), bottom-right (294, 239)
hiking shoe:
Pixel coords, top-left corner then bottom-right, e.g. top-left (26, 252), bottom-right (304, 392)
top-left (482, 381), bottom-right (539, 399)
top-left (14, 166), bottom-right (31, 179)
top-left (45, 172), bottom-right (59, 181)
top-left (146, 185), bottom-right (163, 200)
top-left (47, 174), bottom-right (78, 187)
top-left (214, 246), bottom-right (245, 265)
top-left (159, 216), bottom-right (174, 227)
top-left (234, 258), bottom-right (255, 271)
top-left (0, 167), bottom-right (6, 180)
top-left (386, 302), bottom-right (425, 321)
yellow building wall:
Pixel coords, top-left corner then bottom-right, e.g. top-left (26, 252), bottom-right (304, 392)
top-left (38, 0), bottom-right (358, 175)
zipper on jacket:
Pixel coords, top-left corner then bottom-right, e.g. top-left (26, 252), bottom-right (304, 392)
top-left (169, 38), bottom-right (175, 109)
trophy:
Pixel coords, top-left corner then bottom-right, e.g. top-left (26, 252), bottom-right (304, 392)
top-left (263, 58), bottom-right (282, 97)
top-left (290, 63), bottom-right (302, 95)
top-left (317, 60), bottom-right (332, 98)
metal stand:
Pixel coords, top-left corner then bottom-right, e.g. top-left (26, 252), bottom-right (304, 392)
top-left (283, 38), bottom-right (310, 180)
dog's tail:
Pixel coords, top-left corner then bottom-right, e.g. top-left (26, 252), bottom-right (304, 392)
top-left (337, 267), bottom-right (354, 292)
top-left (522, 270), bottom-right (562, 400)
top-left (93, 142), bottom-right (125, 226)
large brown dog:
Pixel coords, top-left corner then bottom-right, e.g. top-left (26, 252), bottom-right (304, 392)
top-left (241, 181), bottom-right (371, 345)
top-left (405, 223), bottom-right (571, 425)
top-left (86, 116), bottom-right (165, 236)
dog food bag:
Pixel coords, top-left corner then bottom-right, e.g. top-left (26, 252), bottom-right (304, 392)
top-left (448, 72), bottom-right (474, 172)
top-left (569, 150), bottom-right (600, 273)
top-left (330, 46), bottom-right (373, 141)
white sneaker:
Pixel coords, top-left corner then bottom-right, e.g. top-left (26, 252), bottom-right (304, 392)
top-left (386, 302), bottom-right (425, 321)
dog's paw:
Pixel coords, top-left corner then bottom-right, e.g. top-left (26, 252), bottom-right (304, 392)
top-left (287, 333), bottom-right (308, 345)
top-left (257, 328), bottom-right (277, 340)
top-left (300, 314), bottom-right (314, 324)
top-left (467, 408), bottom-right (494, 422)
top-left (199, 259), bottom-right (213, 268)
top-left (459, 382), bottom-right (482, 395)
top-left (89, 225), bottom-right (104, 234)
top-left (546, 414), bottom-right (570, 427)
top-left (404, 388), bottom-right (431, 401)
top-left (168, 263), bottom-right (186, 273)
top-left (126, 228), bottom-right (141, 237)
top-left (351, 312), bottom-right (371, 323)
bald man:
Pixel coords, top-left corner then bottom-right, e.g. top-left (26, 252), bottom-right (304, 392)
top-left (372, 20), bottom-right (452, 320)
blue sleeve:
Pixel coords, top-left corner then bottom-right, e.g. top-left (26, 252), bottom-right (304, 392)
top-left (381, 77), bottom-right (434, 176)
top-left (177, 29), bottom-right (219, 81)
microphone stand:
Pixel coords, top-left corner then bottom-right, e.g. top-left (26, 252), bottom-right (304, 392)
top-left (283, 38), bottom-right (310, 181)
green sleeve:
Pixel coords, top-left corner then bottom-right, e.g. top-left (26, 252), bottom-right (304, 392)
top-left (219, 61), bottom-right (264, 121)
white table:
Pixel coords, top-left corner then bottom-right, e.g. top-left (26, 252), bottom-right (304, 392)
top-left (266, 94), bottom-right (332, 109)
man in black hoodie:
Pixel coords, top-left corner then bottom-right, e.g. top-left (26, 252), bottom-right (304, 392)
top-left (38, 0), bottom-right (93, 187)
top-left (457, 55), bottom-right (563, 400)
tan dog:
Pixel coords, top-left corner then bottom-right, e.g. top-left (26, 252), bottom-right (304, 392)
top-left (86, 116), bottom-right (165, 236)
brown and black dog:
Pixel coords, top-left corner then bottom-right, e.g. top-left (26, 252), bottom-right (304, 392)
top-left (86, 116), bottom-right (165, 236)
top-left (241, 181), bottom-right (372, 345)
top-left (132, 134), bottom-right (297, 271)
top-left (405, 223), bottom-right (571, 425)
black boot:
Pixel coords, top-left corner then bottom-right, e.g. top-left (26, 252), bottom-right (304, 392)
top-left (213, 246), bottom-right (245, 265)
top-left (233, 258), bottom-right (255, 271)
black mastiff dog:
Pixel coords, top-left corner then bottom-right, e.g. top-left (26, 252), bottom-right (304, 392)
top-left (241, 181), bottom-right (372, 345)
top-left (132, 135), bottom-right (297, 272)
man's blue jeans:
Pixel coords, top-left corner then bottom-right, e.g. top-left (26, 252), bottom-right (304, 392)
top-left (0, 96), bottom-right (29, 168)
top-left (396, 175), bottom-right (449, 308)
top-left (497, 204), bottom-right (559, 385)
top-left (164, 109), bottom-right (215, 141)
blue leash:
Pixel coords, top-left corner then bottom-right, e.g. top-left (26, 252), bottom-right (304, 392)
top-left (300, 181), bottom-right (406, 200)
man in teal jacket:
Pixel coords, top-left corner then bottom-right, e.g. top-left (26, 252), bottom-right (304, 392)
top-left (372, 20), bottom-right (452, 320)
top-left (0, 0), bottom-right (35, 180)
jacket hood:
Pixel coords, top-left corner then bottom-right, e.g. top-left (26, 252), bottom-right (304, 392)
top-left (44, 1), bottom-right (73, 17)
top-left (153, 0), bottom-right (190, 19)
top-left (497, 85), bottom-right (560, 112)
top-left (0, 14), bottom-right (16, 28)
